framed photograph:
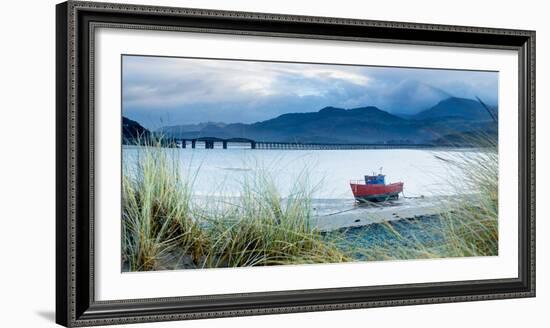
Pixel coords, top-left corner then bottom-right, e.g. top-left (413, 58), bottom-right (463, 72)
top-left (56, 1), bottom-right (535, 326)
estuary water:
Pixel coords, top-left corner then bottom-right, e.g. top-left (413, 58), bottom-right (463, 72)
top-left (123, 146), bottom-right (475, 199)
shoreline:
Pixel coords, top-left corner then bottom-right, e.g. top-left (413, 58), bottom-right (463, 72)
top-left (311, 196), bottom-right (449, 231)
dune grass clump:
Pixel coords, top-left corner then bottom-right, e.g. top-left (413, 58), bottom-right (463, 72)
top-left (436, 145), bottom-right (498, 257)
top-left (122, 142), bottom-right (208, 271)
top-left (202, 170), bottom-right (350, 268)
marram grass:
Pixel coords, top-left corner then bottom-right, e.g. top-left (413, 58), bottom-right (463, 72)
top-left (122, 139), bottom-right (498, 272)
top-left (122, 142), bottom-right (208, 271)
top-left (202, 170), bottom-right (350, 268)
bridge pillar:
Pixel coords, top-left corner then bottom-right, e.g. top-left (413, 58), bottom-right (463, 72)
top-left (223, 140), bottom-right (227, 149)
top-left (251, 141), bottom-right (256, 149)
top-left (181, 139), bottom-right (186, 148)
top-left (191, 140), bottom-right (196, 149)
top-left (205, 140), bottom-right (214, 149)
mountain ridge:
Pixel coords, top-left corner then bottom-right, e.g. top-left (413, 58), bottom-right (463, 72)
top-left (413, 97), bottom-right (495, 121)
top-left (134, 97), bottom-right (496, 145)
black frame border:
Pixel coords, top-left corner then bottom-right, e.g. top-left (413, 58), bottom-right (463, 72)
top-left (56, 1), bottom-right (535, 326)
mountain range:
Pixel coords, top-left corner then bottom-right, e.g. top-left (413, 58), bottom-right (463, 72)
top-left (125, 97), bottom-right (497, 145)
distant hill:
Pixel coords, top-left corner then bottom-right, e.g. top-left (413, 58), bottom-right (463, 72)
top-left (122, 116), bottom-right (150, 144)
top-left (163, 122), bottom-right (228, 134)
top-left (413, 97), bottom-right (495, 121)
top-left (154, 97), bottom-right (498, 145)
top-left (432, 129), bottom-right (498, 147)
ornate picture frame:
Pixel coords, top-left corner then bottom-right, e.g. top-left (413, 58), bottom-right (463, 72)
top-left (56, 1), bottom-right (535, 326)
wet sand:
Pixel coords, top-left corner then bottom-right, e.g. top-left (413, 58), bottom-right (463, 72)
top-left (311, 196), bottom-right (450, 231)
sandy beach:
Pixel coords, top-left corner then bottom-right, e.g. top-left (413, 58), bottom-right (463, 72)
top-left (311, 196), bottom-right (450, 231)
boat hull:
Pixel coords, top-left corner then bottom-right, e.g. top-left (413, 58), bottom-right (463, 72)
top-left (350, 182), bottom-right (404, 202)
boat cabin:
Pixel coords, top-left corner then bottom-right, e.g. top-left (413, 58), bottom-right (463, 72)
top-left (364, 174), bottom-right (386, 185)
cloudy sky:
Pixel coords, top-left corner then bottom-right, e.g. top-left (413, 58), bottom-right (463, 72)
top-left (122, 55), bottom-right (498, 129)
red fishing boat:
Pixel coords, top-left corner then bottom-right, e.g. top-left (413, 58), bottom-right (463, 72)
top-left (350, 173), bottom-right (403, 203)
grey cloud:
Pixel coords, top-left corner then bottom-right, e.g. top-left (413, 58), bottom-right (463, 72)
top-left (122, 55), bottom-right (498, 128)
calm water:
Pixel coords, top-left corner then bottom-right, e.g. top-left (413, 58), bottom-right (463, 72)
top-left (123, 146), bottom-right (475, 201)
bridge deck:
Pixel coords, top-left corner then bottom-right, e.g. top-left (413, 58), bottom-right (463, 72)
top-left (165, 137), bottom-right (438, 150)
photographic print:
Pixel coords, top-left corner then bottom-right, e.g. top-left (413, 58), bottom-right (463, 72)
top-left (121, 55), bottom-right (499, 272)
